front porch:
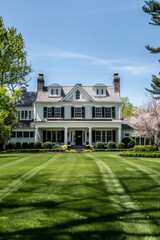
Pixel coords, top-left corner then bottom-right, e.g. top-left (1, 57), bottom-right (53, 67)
top-left (35, 127), bottom-right (122, 146)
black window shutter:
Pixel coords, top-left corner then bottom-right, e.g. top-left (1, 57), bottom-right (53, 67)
top-left (43, 130), bottom-right (46, 143)
top-left (71, 107), bottom-right (74, 118)
top-left (112, 107), bottom-right (115, 119)
top-left (92, 107), bottom-right (95, 118)
top-left (113, 130), bottom-right (116, 142)
top-left (52, 107), bottom-right (55, 117)
top-left (61, 107), bottom-right (64, 118)
top-left (44, 107), bottom-right (47, 118)
top-left (102, 107), bottom-right (105, 118)
top-left (92, 130), bottom-right (95, 142)
top-left (82, 107), bottom-right (85, 118)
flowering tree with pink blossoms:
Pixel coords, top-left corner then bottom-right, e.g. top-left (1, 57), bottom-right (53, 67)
top-left (130, 101), bottom-right (160, 146)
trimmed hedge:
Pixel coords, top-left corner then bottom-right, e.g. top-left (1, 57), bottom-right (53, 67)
top-left (120, 151), bottom-right (160, 158)
top-left (134, 145), bottom-right (158, 152)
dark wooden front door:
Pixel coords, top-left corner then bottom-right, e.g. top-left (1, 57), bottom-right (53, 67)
top-left (75, 131), bottom-right (82, 145)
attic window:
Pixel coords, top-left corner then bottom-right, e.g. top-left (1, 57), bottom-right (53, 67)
top-left (96, 88), bottom-right (104, 95)
top-left (51, 88), bottom-right (59, 95)
top-left (76, 90), bottom-right (80, 100)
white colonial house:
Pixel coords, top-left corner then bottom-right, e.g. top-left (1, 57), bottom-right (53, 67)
top-left (10, 73), bottom-right (136, 146)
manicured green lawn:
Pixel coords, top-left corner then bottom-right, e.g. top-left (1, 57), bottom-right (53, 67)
top-left (0, 152), bottom-right (160, 240)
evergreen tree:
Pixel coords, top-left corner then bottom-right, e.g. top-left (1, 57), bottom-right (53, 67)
top-left (0, 16), bottom-right (32, 92)
top-left (143, 1), bottom-right (160, 99)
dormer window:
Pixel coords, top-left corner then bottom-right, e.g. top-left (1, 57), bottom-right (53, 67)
top-left (76, 90), bottom-right (80, 100)
top-left (48, 83), bottom-right (61, 97)
top-left (93, 83), bottom-right (106, 96)
top-left (51, 88), bottom-right (59, 96)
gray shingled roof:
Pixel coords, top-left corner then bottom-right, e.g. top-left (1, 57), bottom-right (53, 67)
top-left (15, 92), bottom-right (37, 107)
top-left (36, 85), bottom-right (121, 103)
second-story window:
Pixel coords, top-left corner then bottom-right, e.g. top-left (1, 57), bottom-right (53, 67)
top-left (76, 90), bottom-right (80, 100)
top-left (54, 107), bottom-right (61, 118)
top-left (105, 108), bottom-right (112, 118)
top-left (95, 108), bottom-right (102, 118)
top-left (47, 108), bottom-right (52, 118)
top-left (75, 107), bottom-right (82, 118)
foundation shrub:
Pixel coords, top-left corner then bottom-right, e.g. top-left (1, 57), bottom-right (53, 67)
top-left (15, 142), bottom-right (21, 149)
top-left (43, 141), bottom-right (52, 149)
top-left (107, 141), bottom-right (117, 149)
top-left (34, 142), bottom-right (42, 149)
top-left (22, 142), bottom-right (29, 149)
top-left (96, 142), bottom-right (105, 149)
top-left (117, 142), bottom-right (125, 149)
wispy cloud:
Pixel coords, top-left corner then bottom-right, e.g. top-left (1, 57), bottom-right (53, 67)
top-left (29, 48), bottom-right (159, 77)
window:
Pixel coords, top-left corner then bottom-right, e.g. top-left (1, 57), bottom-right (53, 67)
top-left (19, 110), bottom-right (32, 120)
top-left (51, 88), bottom-right (59, 95)
top-left (96, 131), bottom-right (101, 142)
top-left (76, 90), bottom-right (80, 100)
top-left (107, 131), bottom-right (112, 142)
top-left (95, 108), bottom-right (102, 118)
top-left (17, 132), bottom-right (22, 138)
top-left (30, 132), bottom-right (34, 138)
top-left (24, 132), bottom-right (29, 138)
top-left (47, 108), bottom-right (52, 118)
top-left (54, 108), bottom-right (61, 118)
top-left (96, 88), bottom-right (104, 95)
top-left (105, 108), bottom-right (112, 118)
top-left (102, 131), bottom-right (106, 142)
top-left (75, 108), bottom-right (82, 118)
top-left (125, 133), bottom-right (130, 137)
top-left (141, 137), bottom-right (145, 145)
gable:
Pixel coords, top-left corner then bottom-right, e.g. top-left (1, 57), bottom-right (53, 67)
top-left (60, 84), bottom-right (95, 102)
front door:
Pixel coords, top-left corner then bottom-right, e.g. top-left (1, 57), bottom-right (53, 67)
top-left (75, 131), bottom-right (82, 145)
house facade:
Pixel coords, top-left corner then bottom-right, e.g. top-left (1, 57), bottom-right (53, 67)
top-left (10, 73), bottom-right (128, 146)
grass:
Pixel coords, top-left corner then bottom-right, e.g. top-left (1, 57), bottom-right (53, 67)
top-left (0, 152), bottom-right (160, 240)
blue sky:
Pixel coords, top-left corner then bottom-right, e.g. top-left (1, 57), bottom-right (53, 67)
top-left (1, 0), bottom-right (160, 105)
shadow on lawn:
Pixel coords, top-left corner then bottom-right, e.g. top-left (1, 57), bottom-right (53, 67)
top-left (0, 172), bottom-right (160, 239)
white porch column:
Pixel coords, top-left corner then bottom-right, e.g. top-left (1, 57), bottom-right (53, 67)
top-left (89, 127), bottom-right (92, 145)
top-left (118, 127), bottom-right (121, 144)
top-left (35, 128), bottom-right (39, 142)
top-left (64, 127), bottom-right (68, 144)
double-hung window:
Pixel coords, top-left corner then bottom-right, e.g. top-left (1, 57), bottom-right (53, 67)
top-left (75, 108), bottom-right (82, 118)
top-left (95, 108), bottom-right (102, 118)
top-left (54, 108), bottom-right (61, 118)
top-left (105, 108), bottom-right (112, 118)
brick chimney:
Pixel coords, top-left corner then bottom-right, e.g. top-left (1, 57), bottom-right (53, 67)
top-left (37, 73), bottom-right (44, 91)
top-left (113, 73), bottom-right (120, 93)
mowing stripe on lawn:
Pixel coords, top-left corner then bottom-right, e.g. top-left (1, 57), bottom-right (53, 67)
top-left (0, 156), bottom-right (32, 169)
top-left (0, 154), bottom-right (61, 201)
top-left (87, 153), bottom-right (156, 238)
top-left (119, 158), bottom-right (160, 185)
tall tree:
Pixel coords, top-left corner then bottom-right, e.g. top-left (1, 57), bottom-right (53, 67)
top-left (0, 16), bottom-right (32, 92)
top-left (143, 1), bottom-right (160, 99)
top-left (121, 97), bottom-right (134, 118)
top-left (0, 87), bottom-right (21, 149)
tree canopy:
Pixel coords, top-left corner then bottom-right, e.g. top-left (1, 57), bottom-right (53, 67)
top-left (0, 16), bottom-right (32, 92)
top-left (143, 1), bottom-right (160, 99)
top-left (130, 101), bottom-right (160, 146)
top-left (121, 97), bottom-right (134, 119)
top-left (0, 87), bottom-right (21, 149)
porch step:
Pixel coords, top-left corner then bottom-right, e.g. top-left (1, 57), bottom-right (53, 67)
top-left (71, 145), bottom-right (84, 153)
